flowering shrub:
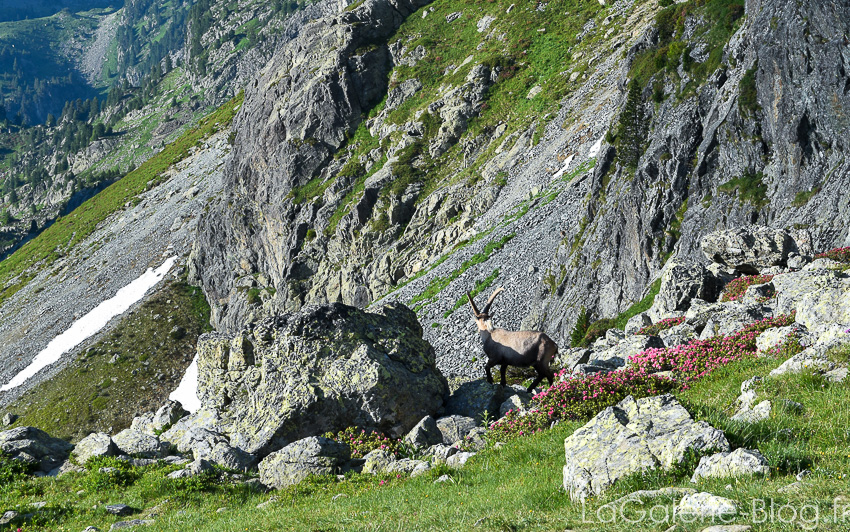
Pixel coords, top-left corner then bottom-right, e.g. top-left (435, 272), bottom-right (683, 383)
top-left (637, 316), bottom-right (685, 336)
top-left (323, 427), bottom-right (402, 458)
top-left (487, 369), bottom-right (677, 441)
top-left (815, 247), bottom-right (850, 263)
top-left (489, 314), bottom-right (796, 441)
top-left (629, 314), bottom-right (796, 381)
top-left (720, 274), bottom-right (774, 302)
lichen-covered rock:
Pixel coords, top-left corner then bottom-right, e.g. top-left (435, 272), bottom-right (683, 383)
top-left (648, 260), bottom-right (724, 321)
top-left (756, 325), bottom-right (799, 352)
top-left (362, 449), bottom-right (396, 474)
top-left (731, 400), bottom-right (772, 423)
top-left (772, 269), bottom-right (848, 315)
top-left (403, 416), bottom-right (443, 448)
top-left (677, 492), bottom-right (738, 518)
top-left (196, 303), bottom-right (448, 455)
top-left (258, 437), bottom-right (351, 489)
top-left (158, 408), bottom-right (221, 452)
top-left (446, 451), bottom-right (476, 468)
top-left (167, 458), bottom-right (214, 479)
top-left (659, 323), bottom-right (698, 348)
top-left (562, 395), bottom-right (729, 501)
top-left (624, 313), bottom-right (652, 335)
top-left (444, 380), bottom-right (506, 422)
top-left (210, 443), bottom-right (258, 472)
top-left (385, 458), bottom-right (429, 475)
top-left (178, 428), bottom-right (228, 459)
top-left (795, 279), bottom-right (850, 332)
top-left (557, 348), bottom-right (591, 371)
top-left (73, 433), bottom-right (117, 465)
top-left (594, 335), bottom-right (664, 368)
top-left (423, 443), bottom-right (457, 462)
top-left (690, 448), bottom-right (770, 482)
top-left (0, 426), bottom-right (74, 472)
top-left (769, 339), bottom-right (844, 377)
top-left (130, 401), bottom-right (188, 437)
top-left (500, 391), bottom-right (531, 417)
top-left (700, 226), bottom-right (803, 274)
top-left (691, 301), bottom-right (772, 339)
top-left (435, 415), bottom-right (478, 446)
top-left (111, 429), bottom-right (167, 459)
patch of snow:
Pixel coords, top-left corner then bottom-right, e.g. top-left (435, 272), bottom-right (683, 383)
top-left (587, 136), bottom-right (604, 159)
top-left (169, 354), bottom-right (200, 412)
top-left (551, 154), bottom-right (575, 179)
top-left (0, 257), bottom-right (178, 392)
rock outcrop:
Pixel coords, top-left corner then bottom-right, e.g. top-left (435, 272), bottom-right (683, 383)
top-left (195, 302), bottom-right (448, 455)
top-left (0, 426), bottom-right (73, 472)
top-left (258, 436), bottom-right (351, 489)
top-left (562, 394), bottom-right (729, 501)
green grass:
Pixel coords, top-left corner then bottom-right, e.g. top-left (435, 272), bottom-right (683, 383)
top-left (444, 268), bottom-right (500, 318)
top-left (0, 93), bottom-right (243, 306)
top-left (792, 187), bottom-right (820, 207)
top-left (718, 172), bottom-right (769, 208)
top-left (0, 279), bottom-right (212, 442)
top-left (409, 234), bottom-right (515, 312)
top-left (4, 332), bottom-right (850, 530)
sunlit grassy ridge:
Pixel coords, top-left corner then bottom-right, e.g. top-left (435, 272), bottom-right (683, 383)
top-left (2, 322), bottom-right (848, 530)
top-left (0, 93), bottom-right (243, 306)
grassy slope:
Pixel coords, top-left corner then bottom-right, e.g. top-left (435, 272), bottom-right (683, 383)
top-left (3, 329), bottom-right (849, 530)
top-left (0, 279), bottom-right (212, 443)
top-left (0, 92), bottom-right (243, 307)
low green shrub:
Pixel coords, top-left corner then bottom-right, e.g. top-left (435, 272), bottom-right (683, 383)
top-left (636, 316), bottom-right (685, 336)
top-left (719, 274), bottom-right (774, 302)
top-left (323, 427), bottom-right (402, 458)
top-left (488, 369), bottom-right (677, 441)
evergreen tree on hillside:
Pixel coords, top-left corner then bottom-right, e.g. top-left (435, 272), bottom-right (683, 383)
top-left (617, 80), bottom-right (648, 168)
top-left (570, 307), bottom-right (591, 348)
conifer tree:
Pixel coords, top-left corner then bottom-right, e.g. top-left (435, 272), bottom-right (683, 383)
top-left (618, 80), bottom-right (648, 168)
top-left (570, 307), bottom-right (591, 348)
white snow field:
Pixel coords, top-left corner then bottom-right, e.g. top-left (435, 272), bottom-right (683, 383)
top-left (0, 256), bottom-right (178, 392)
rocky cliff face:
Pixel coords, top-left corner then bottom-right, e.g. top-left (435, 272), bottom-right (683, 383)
top-left (191, 0), bottom-right (850, 379)
top-left (536, 0), bottom-right (850, 335)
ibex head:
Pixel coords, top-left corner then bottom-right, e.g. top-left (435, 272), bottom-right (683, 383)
top-left (467, 286), bottom-right (504, 331)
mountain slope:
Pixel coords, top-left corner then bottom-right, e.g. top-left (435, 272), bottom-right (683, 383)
top-left (190, 0), bottom-right (850, 382)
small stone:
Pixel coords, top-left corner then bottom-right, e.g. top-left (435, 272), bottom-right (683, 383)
top-left (446, 452), bottom-right (476, 469)
top-left (2, 413), bottom-right (17, 426)
top-left (82, 527), bottom-right (101, 532)
top-left (32, 501), bottom-right (48, 509)
top-left (0, 510), bottom-right (18, 526)
top-left (105, 504), bottom-right (133, 516)
top-left (434, 474), bottom-right (453, 483)
top-left (109, 520), bottom-right (154, 530)
top-left (256, 497), bottom-right (278, 509)
top-left (677, 492), bottom-right (738, 518)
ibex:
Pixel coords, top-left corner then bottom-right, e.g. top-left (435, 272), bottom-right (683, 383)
top-left (467, 287), bottom-right (558, 393)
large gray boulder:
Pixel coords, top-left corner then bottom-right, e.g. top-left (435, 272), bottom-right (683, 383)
top-left (130, 400), bottom-right (187, 436)
top-left (562, 395), bottom-right (729, 501)
top-left (690, 448), bottom-right (770, 482)
top-left (196, 303), bottom-right (448, 456)
top-left (210, 442), bottom-right (258, 472)
top-left (771, 269), bottom-right (848, 315)
top-left (403, 416), bottom-right (443, 448)
top-left (111, 429), bottom-right (167, 459)
top-left (444, 380), bottom-right (506, 422)
top-left (0, 426), bottom-right (74, 472)
top-left (648, 260), bottom-right (724, 321)
top-left (593, 335), bottom-right (664, 368)
top-left (258, 437), bottom-right (351, 489)
top-left (73, 433), bottom-right (117, 465)
top-left (700, 226), bottom-right (808, 274)
top-left (685, 300), bottom-right (771, 338)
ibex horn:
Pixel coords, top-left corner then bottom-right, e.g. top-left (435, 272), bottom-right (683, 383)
top-left (466, 292), bottom-right (481, 317)
top-left (481, 286), bottom-right (504, 315)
